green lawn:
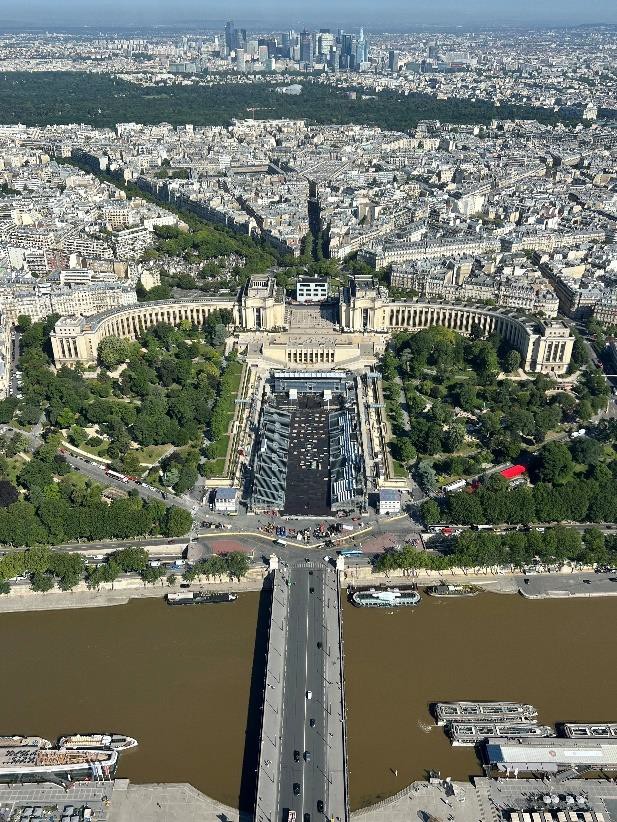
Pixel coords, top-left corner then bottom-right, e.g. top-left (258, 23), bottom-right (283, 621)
top-left (203, 362), bottom-right (244, 475)
top-left (134, 444), bottom-right (172, 465)
top-left (211, 435), bottom-right (230, 460)
top-left (221, 362), bottom-right (244, 429)
top-left (203, 457), bottom-right (226, 477)
top-left (391, 460), bottom-right (408, 478)
top-left (75, 441), bottom-right (109, 459)
top-left (66, 470), bottom-right (92, 490)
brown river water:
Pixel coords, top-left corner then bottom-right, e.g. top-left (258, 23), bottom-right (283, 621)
top-left (0, 591), bottom-right (616, 811)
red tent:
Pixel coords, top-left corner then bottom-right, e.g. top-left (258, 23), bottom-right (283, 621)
top-left (500, 464), bottom-right (526, 480)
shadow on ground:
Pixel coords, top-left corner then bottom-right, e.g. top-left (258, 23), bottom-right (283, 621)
top-left (238, 581), bottom-right (271, 814)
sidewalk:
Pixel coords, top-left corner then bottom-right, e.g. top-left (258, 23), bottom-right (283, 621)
top-left (352, 779), bottom-right (482, 822)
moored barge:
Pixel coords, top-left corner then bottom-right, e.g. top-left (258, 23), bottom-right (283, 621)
top-left (434, 701), bottom-right (538, 726)
top-left (351, 588), bottom-right (421, 608)
top-left (166, 591), bottom-right (238, 606)
top-left (447, 721), bottom-right (554, 746)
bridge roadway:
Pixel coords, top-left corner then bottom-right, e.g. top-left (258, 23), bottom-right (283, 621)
top-left (255, 561), bottom-right (348, 822)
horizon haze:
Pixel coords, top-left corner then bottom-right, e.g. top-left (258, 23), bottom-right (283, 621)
top-left (1, 0), bottom-right (616, 29)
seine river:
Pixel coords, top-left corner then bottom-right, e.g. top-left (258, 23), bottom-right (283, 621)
top-left (1, 590), bottom-right (616, 811)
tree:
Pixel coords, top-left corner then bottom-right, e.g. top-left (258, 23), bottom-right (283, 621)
top-left (141, 565), bottom-right (166, 584)
top-left (51, 553), bottom-right (85, 590)
top-left (174, 461), bottom-right (199, 495)
top-left (0, 480), bottom-right (18, 508)
top-left (420, 499), bottom-right (441, 527)
top-left (163, 506), bottom-right (193, 537)
top-left (97, 336), bottom-right (133, 369)
top-left (577, 399), bottom-right (594, 421)
top-left (505, 349), bottom-right (521, 373)
top-left (0, 398), bottom-right (18, 423)
top-left (570, 437), bottom-right (604, 467)
top-left (57, 407), bottom-right (77, 428)
top-left (582, 528), bottom-right (606, 564)
top-left (121, 451), bottom-right (143, 476)
top-left (447, 492), bottom-right (485, 525)
top-left (111, 547), bottom-right (149, 574)
top-left (30, 571), bottom-right (55, 593)
top-left (394, 436), bottom-right (416, 465)
top-left (225, 551), bottom-right (250, 580)
top-left (455, 384), bottom-right (478, 412)
top-left (24, 545), bottom-right (52, 574)
top-left (470, 322), bottom-right (484, 340)
top-left (68, 425), bottom-right (87, 447)
top-left (415, 461), bottom-right (438, 494)
top-left (0, 580), bottom-right (10, 595)
top-left (163, 465), bottom-right (180, 487)
top-left (20, 403), bottom-right (41, 425)
top-left (443, 424), bottom-right (465, 453)
top-left (537, 442), bottom-right (575, 485)
top-left (166, 573), bottom-right (177, 587)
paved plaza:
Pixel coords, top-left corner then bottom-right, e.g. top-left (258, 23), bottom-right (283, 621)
top-left (286, 303), bottom-right (338, 330)
top-left (0, 781), bottom-right (112, 821)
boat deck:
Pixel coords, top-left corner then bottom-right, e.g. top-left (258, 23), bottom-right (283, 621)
top-left (0, 737), bottom-right (50, 748)
top-left (0, 747), bottom-right (116, 768)
top-left (564, 724), bottom-right (617, 739)
top-left (435, 702), bottom-right (538, 725)
top-left (448, 722), bottom-right (554, 745)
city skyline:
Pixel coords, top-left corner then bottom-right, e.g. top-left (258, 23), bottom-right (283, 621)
top-left (1, 0), bottom-right (617, 28)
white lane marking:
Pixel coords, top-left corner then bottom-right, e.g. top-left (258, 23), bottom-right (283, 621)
top-left (301, 573), bottom-right (310, 817)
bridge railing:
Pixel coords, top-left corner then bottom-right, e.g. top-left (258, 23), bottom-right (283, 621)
top-left (254, 570), bottom-right (288, 822)
top-left (336, 570), bottom-right (351, 822)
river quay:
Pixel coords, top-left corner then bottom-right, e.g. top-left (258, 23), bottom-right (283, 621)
top-left (3, 562), bottom-right (615, 615)
top-left (519, 571), bottom-right (617, 598)
top-left (4, 775), bottom-right (617, 822)
top-left (0, 571), bottom-right (267, 614)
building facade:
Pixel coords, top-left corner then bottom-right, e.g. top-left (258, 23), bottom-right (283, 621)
top-left (296, 278), bottom-right (328, 303)
top-left (339, 277), bottom-right (574, 375)
top-left (50, 275), bottom-right (574, 375)
top-left (51, 298), bottom-right (240, 365)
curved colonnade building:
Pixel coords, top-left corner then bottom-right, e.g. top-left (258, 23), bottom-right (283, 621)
top-left (339, 276), bottom-right (574, 375)
top-left (51, 275), bottom-right (573, 375)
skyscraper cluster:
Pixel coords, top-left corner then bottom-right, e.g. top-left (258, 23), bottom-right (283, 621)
top-left (221, 23), bottom-right (369, 71)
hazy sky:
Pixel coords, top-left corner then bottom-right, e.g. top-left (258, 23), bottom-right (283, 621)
top-left (1, 0), bottom-right (616, 28)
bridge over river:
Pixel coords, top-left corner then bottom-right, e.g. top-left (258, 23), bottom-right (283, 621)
top-left (255, 560), bottom-right (349, 822)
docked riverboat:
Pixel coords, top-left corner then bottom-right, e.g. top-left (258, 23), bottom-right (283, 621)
top-left (0, 736), bottom-right (51, 749)
top-left (0, 738), bottom-right (117, 783)
top-left (59, 734), bottom-right (138, 751)
top-left (426, 583), bottom-right (478, 598)
top-left (447, 721), bottom-right (554, 746)
top-left (434, 701), bottom-right (538, 726)
top-left (563, 723), bottom-right (617, 739)
top-left (351, 588), bottom-right (421, 608)
top-left (166, 591), bottom-right (238, 606)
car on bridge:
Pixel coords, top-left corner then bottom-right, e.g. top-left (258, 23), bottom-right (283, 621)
top-left (304, 750), bottom-right (311, 762)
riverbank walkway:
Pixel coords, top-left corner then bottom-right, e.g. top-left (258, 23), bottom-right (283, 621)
top-left (5, 773), bottom-right (617, 821)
